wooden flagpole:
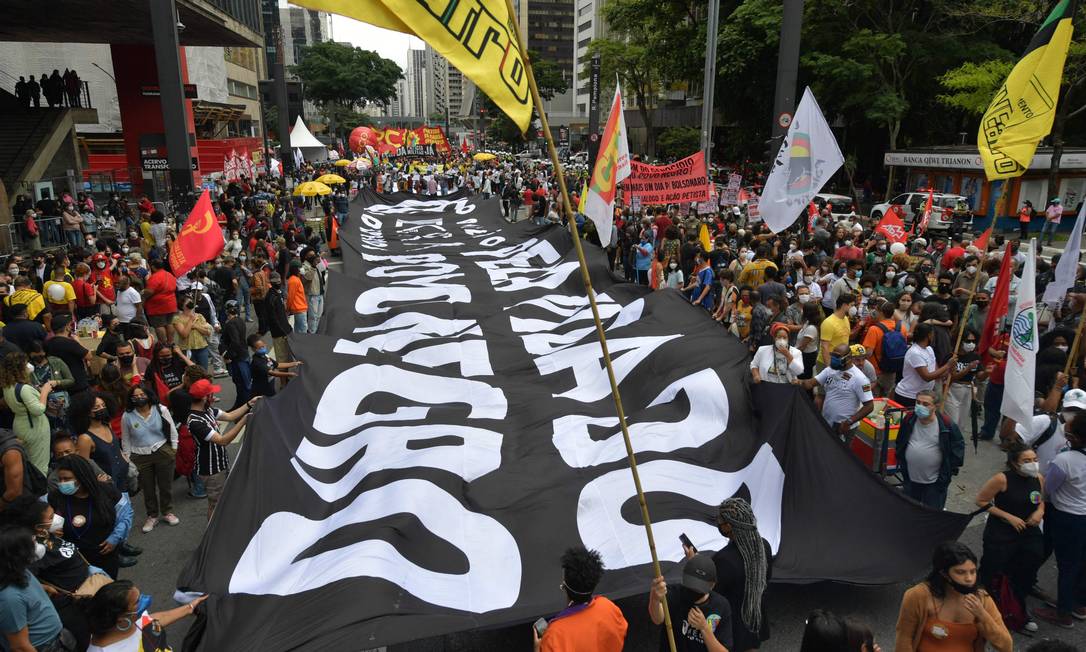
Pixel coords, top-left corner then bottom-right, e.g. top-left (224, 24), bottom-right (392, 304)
top-left (1064, 306), bottom-right (1086, 376)
top-left (500, 2), bottom-right (678, 650)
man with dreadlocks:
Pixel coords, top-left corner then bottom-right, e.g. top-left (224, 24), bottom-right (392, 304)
top-left (685, 497), bottom-right (773, 651)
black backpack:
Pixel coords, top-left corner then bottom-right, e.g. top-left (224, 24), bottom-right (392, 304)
top-left (0, 429), bottom-right (48, 498)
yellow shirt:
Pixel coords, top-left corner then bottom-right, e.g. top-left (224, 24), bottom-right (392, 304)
top-left (141, 221), bottom-right (154, 248)
top-left (818, 313), bottom-right (852, 365)
top-left (42, 280), bottom-right (75, 307)
top-left (737, 259), bottom-right (778, 288)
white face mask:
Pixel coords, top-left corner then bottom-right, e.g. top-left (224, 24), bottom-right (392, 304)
top-left (848, 306), bottom-right (858, 317)
top-left (789, 244), bottom-right (797, 251)
top-left (1057, 345), bottom-right (1069, 353)
top-left (904, 284), bottom-right (916, 293)
top-left (33, 541), bottom-right (46, 561)
top-left (49, 513), bottom-right (64, 533)
top-left (962, 342), bottom-right (976, 353)
top-left (1019, 461), bottom-right (1041, 477)
top-left (877, 244), bottom-right (886, 251)
top-left (966, 266), bottom-right (977, 275)
top-left (798, 294), bottom-right (811, 303)
top-left (775, 338), bottom-right (788, 349)
top-left (804, 275), bottom-right (813, 284)
top-left (862, 288), bottom-right (872, 296)
top-left (669, 263), bottom-right (678, 270)
top-left (844, 240), bottom-right (853, 247)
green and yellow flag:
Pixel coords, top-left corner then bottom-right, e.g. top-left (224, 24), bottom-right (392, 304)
top-left (293, 0), bottom-right (533, 132)
top-left (978, 0), bottom-right (1076, 180)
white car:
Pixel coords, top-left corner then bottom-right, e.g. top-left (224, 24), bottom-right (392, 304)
top-left (813, 193), bottom-right (857, 219)
top-left (871, 192), bottom-right (973, 231)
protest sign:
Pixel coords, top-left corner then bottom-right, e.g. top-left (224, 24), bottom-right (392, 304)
top-left (624, 152), bottom-right (712, 204)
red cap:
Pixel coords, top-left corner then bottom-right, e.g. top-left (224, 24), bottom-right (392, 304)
top-left (189, 379), bottom-right (222, 399)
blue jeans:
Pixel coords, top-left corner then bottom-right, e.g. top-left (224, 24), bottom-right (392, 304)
top-left (291, 312), bottom-right (307, 333)
top-left (65, 229), bottom-right (82, 249)
top-left (981, 382), bottom-right (1004, 440)
top-left (188, 347), bottom-right (209, 370)
top-left (1049, 507), bottom-right (1086, 614)
top-left (1042, 219), bottom-right (1060, 245)
top-left (227, 358), bottom-right (251, 409)
top-left (904, 479), bottom-right (949, 510)
top-left (236, 286), bottom-right (252, 319)
top-left (307, 294), bottom-right (323, 334)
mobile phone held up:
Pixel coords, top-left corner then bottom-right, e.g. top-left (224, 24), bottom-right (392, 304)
top-left (533, 617), bottom-right (548, 638)
top-left (679, 532), bottom-right (697, 553)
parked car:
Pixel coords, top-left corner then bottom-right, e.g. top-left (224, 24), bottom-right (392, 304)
top-left (813, 193), bottom-right (857, 219)
top-left (871, 192), bottom-right (973, 232)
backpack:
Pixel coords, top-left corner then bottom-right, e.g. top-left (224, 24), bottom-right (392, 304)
top-left (0, 429), bottom-right (48, 498)
top-left (875, 321), bottom-right (908, 373)
top-left (1032, 414), bottom-right (1060, 450)
top-left (990, 573), bottom-right (1027, 632)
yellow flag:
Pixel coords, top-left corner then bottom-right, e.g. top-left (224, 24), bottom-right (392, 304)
top-left (698, 223), bottom-right (711, 253)
top-left (978, 0), bottom-right (1074, 180)
top-left (577, 181), bottom-right (588, 214)
top-left (293, 0), bottom-right (532, 132)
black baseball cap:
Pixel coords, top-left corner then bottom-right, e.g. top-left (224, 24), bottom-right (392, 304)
top-left (682, 554), bottom-right (717, 594)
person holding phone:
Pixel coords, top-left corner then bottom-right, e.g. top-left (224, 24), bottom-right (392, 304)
top-left (650, 553), bottom-right (732, 652)
top-left (531, 546), bottom-right (626, 652)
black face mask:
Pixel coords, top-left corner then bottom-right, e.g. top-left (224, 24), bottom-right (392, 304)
top-left (131, 396), bottom-right (149, 407)
top-left (118, 355), bottom-right (134, 365)
top-left (944, 574), bottom-right (978, 595)
top-left (679, 586), bottom-right (705, 606)
top-left (92, 409), bottom-right (110, 423)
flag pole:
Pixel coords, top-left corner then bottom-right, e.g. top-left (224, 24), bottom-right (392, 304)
top-left (1064, 307), bottom-right (1086, 376)
top-left (500, 3), bottom-right (678, 650)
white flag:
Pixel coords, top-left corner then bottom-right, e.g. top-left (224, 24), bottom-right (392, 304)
top-left (583, 84), bottom-right (631, 246)
top-left (760, 88), bottom-right (844, 233)
top-left (1043, 200), bottom-right (1085, 304)
top-left (1002, 239), bottom-right (1039, 427)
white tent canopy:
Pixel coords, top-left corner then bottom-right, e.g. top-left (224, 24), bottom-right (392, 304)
top-left (289, 116), bottom-right (328, 161)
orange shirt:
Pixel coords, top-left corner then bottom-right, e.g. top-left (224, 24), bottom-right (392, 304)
top-left (286, 275), bottom-right (308, 313)
top-left (862, 318), bottom-right (907, 375)
top-left (540, 596), bottom-right (627, 652)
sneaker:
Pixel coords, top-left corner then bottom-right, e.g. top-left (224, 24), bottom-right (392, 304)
top-left (1023, 621), bottom-right (1039, 633)
top-left (188, 489), bottom-right (207, 499)
top-left (118, 554), bottom-right (138, 568)
top-left (1075, 607), bottom-right (1086, 621)
top-left (162, 513), bottom-right (180, 526)
top-left (1033, 606), bottom-right (1074, 629)
top-left (120, 542), bottom-right (142, 556)
top-left (141, 517), bottom-right (158, 533)
top-left (213, 368), bottom-right (229, 378)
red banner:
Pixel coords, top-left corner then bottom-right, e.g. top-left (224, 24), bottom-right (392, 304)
top-left (875, 206), bottom-right (910, 243)
top-left (349, 125), bottom-right (451, 155)
top-left (169, 190), bottom-right (225, 278)
top-left (623, 152), bottom-right (711, 204)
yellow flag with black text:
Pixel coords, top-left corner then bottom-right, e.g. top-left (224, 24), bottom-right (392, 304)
top-left (292, 0), bottom-right (533, 132)
top-left (978, 0), bottom-right (1075, 180)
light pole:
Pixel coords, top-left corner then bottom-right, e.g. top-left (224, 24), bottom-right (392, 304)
top-left (700, 0), bottom-right (720, 165)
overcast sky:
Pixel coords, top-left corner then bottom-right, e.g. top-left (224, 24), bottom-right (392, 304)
top-left (330, 15), bottom-right (423, 70)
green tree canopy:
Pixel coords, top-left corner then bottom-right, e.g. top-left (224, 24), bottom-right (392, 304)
top-left (657, 127), bottom-right (701, 160)
top-left (292, 41), bottom-right (402, 110)
top-left (482, 51), bottom-right (569, 147)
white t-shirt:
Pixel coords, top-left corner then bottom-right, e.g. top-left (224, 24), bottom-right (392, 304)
top-left (751, 344), bottom-right (804, 383)
top-left (815, 366), bottom-right (873, 426)
top-left (896, 344), bottom-right (937, 399)
top-left (1017, 414), bottom-right (1066, 474)
top-left (798, 323), bottom-right (819, 354)
top-left (1048, 449), bottom-right (1086, 515)
top-left (87, 613), bottom-right (155, 651)
top-left (114, 287), bottom-right (142, 323)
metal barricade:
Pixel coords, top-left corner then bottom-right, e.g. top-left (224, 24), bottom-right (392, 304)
top-left (0, 216), bottom-right (67, 256)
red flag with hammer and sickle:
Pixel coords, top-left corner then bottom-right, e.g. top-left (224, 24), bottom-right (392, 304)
top-left (169, 190), bottom-right (224, 278)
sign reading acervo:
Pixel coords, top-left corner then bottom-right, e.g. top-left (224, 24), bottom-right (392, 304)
top-left (142, 157), bottom-right (199, 171)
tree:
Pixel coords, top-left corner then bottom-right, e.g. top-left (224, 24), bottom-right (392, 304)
top-left (292, 41), bottom-right (402, 141)
top-left (657, 127), bottom-right (700, 160)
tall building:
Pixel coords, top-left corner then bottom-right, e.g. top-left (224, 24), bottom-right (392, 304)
top-left (573, 0), bottom-right (606, 117)
top-left (526, 0), bottom-right (575, 82)
top-left (403, 48), bottom-right (428, 119)
top-left (280, 3), bottom-right (332, 71)
top-left (425, 45), bottom-right (448, 120)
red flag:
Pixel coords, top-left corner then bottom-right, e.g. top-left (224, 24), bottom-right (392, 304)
top-left (915, 188), bottom-right (934, 235)
top-left (807, 202), bottom-right (818, 233)
top-left (875, 205), bottom-right (910, 243)
top-left (169, 190), bottom-right (225, 279)
top-left (461, 139), bottom-right (469, 155)
top-left (978, 243), bottom-right (1014, 356)
top-left (973, 225), bottom-right (993, 252)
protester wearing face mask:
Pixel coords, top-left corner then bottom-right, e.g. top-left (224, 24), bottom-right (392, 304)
top-left (894, 541), bottom-right (1011, 651)
top-left (751, 324), bottom-right (804, 384)
top-left (649, 554), bottom-right (733, 652)
top-left (942, 330), bottom-right (987, 427)
top-left (533, 547), bottom-right (627, 652)
top-left (47, 455), bottom-right (131, 579)
top-left (0, 524), bottom-right (70, 652)
top-left (171, 298), bottom-right (211, 370)
top-left (664, 257), bottom-right (684, 290)
top-left (817, 294), bottom-right (855, 371)
top-left (1031, 410), bottom-right (1086, 628)
top-left (974, 443), bottom-right (1044, 632)
top-left (796, 303), bottom-right (822, 380)
top-left (74, 392), bottom-right (128, 494)
top-left (896, 389), bottom-right (965, 509)
top-left (796, 343), bottom-right (874, 440)
top-left (85, 579), bottom-right (205, 652)
top-left (795, 268), bottom-right (824, 306)
top-left (186, 379), bottom-right (261, 520)
top-left (121, 385), bottom-right (179, 534)
top-left (830, 260), bottom-right (863, 308)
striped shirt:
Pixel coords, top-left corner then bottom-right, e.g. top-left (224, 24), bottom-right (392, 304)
top-left (188, 407), bottom-right (229, 476)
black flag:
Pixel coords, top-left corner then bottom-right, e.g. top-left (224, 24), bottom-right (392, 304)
top-left (177, 189), bottom-right (969, 650)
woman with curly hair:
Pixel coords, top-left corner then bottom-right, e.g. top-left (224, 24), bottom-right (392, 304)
top-left (0, 524), bottom-right (67, 651)
top-left (85, 579), bottom-right (204, 651)
top-left (894, 541), bottom-right (1011, 651)
top-left (0, 351), bottom-right (56, 474)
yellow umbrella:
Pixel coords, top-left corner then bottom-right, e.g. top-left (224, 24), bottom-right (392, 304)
top-left (293, 181), bottom-right (333, 197)
top-left (316, 173), bottom-right (346, 185)
top-left (333, 159), bottom-right (352, 167)
top-left (473, 152), bottom-right (497, 162)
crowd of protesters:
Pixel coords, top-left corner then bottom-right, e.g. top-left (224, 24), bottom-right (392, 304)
top-left (0, 162), bottom-right (337, 650)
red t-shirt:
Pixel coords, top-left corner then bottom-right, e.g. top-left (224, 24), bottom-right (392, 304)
top-left (144, 269), bottom-right (178, 316)
top-left (941, 246), bottom-right (966, 271)
top-left (91, 270), bottom-right (116, 303)
top-left (72, 278), bottom-right (96, 309)
top-left (523, 189), bottom-right (535, 206)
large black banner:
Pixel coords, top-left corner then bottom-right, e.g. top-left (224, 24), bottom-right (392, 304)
top-left (177, 189), bottom-right (970, 650)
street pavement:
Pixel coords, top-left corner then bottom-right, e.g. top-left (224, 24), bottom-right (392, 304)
top-left (120, 260), bottom-right (1083, 651)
